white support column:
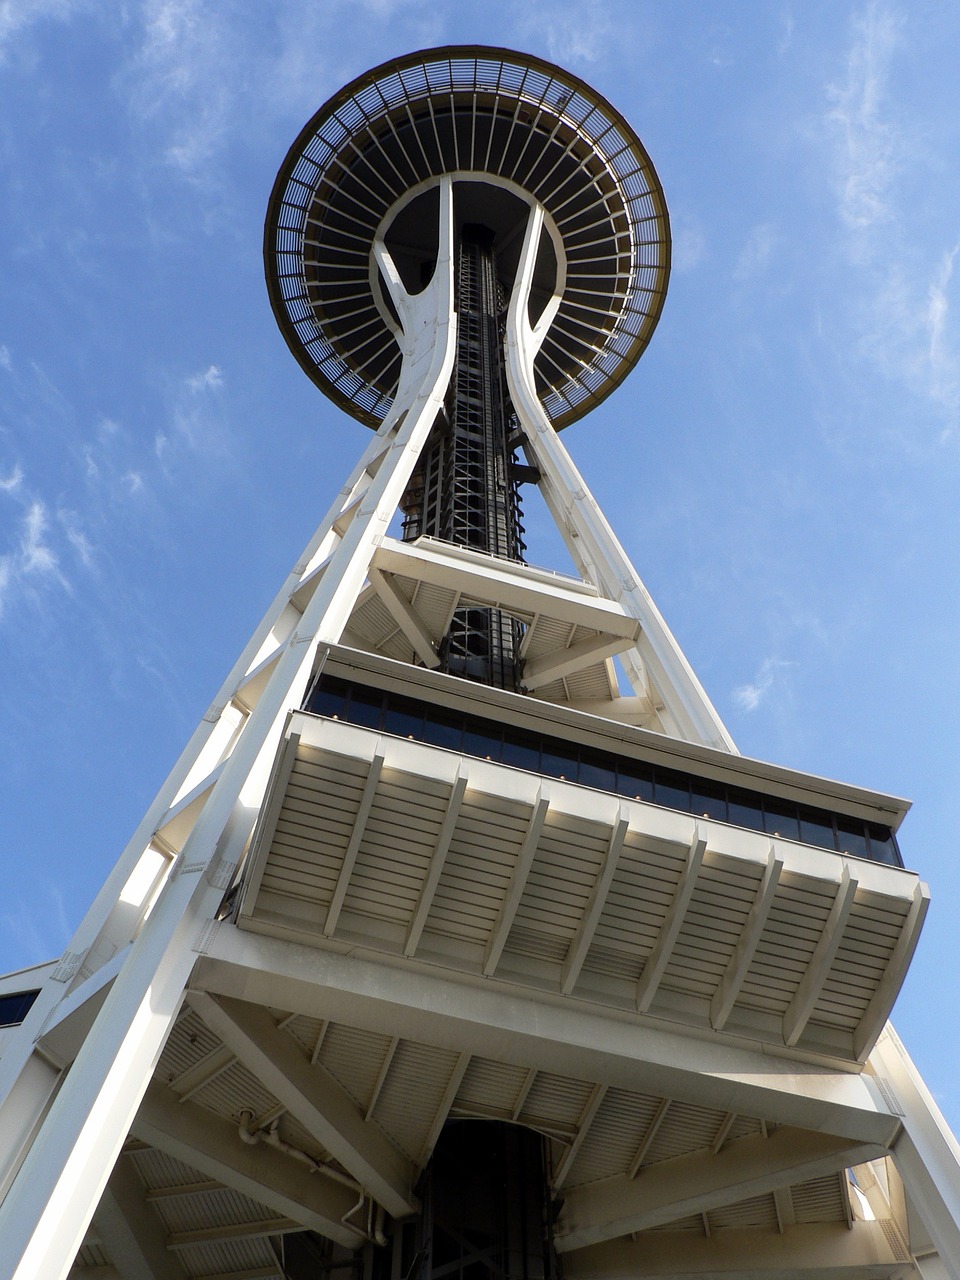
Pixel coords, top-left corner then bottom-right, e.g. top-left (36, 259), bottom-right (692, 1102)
top-left (870, 1027), bottom-right (960, 1280)
top-left (0, 178), bottom-right (458, 1280)
top-left (503, 202), bottom-right (735, 754)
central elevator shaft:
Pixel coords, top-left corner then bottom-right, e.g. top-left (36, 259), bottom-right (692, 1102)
top-left (402, 223), bottom-right (526, 690)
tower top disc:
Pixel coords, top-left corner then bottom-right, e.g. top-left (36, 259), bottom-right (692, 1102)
top-left (264, 45), bottom-right (670, 430)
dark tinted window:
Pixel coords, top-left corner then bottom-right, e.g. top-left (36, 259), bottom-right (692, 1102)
top-left (799, 807), bottom-right (835, 851)
top-left (0, 990), bottom-right (40, 1028)
top-left (501, 730), bottom-right (540, 771)
top-left (764, 798), bottom-right (800, 842)
top-left (347, 685), bottom-right (384, 728)
top-left (692, 778), bottom-right (726, 821)
top-left (654, 768), bottom-right (689, 811)
top-left (727, 788), bottom-right (764, 832)
top-left (617, 760), bottom-right (653, 802)
top-left (837, 817), bottom-right (869, 859)
top-left (579, 751), bottom-right (616, 792)
top-left (385, 696), bottom-right (423, 740)
top-left (303, 676), bottom-right (902, 867)
top-left (424, 706), bottom-right (463, 751)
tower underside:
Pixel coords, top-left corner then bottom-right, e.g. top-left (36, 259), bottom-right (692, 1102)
top-left (1, 43), bottom-right (959, 1280)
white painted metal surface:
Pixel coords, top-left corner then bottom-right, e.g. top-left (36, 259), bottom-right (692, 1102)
top-left (0, 57), bottom-right (956, 1280)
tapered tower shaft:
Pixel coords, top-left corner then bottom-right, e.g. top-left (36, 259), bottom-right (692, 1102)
top-left (404, 225), bottom-right (525, 687)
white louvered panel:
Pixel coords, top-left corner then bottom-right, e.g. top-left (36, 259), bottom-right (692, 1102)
top-left (316, 1024), bottom-right (396, 1111)
top-left (642, 1101), bottom-right (725, 1165)
top-left (530, 678), bottom-right (568, 703)
top-left (405, 580), bottom-right (457, 637)
top-left (153, 1184), bottom-right (273, 1235)
top-left (425, 796), bottom-right (532, 942)
top-left (189, 1058), bottom-right (281, 1125)
top-left (645, 1212), bottom-right (704, 1234)
top-left (519, 1072), bottom-right (595, 1134)
top-left (563, 663), bottom-right (617, 701)
top-left (736, 946), bottom-right (808, 1014)
top-left (579, 942), bottom-right (644, 981)
top-left (343, 771), bottom-right (450, 925)
top-left (843, 898), bottom-right (910, 957)
top-left (455, 1057), bottom-right (533, 1117)
top-left (130, 1147), bottom-right (207, 1191)
top-left (660, 860), bottom-right (759, 996)
top-left (289, 750), bottom-right (370, 798)
top-left (582, 845), bottom-right (684, 974)
top-left (349, 593), bottom-right (405, 652)
top-left (259, 840), bottom-right (341, 906)
top-left (176, 1236), bottom-right (280, 1278)
top-left (372, 1041), bottom-right (463, 1160)
top-left (808, 981), bottom-right (872, 1031)
top-left (73, 1242), bottom-right (111, 1269)
top-left (565, 1088), bottom-right (667, 1186)
top-left (523, 614), bottom-right (577, 659)
top-left (791, 1174), bottom-right (848, 1223)
top-left (259, 756), bottom-right (368, 904)
top-left (736, 878), bottom-right (835, 1014)
top-left (157, 1010), bottom-right (222, 1081)
top-left (708, 1191), bottom-right (779, 1231)
top-left (503, 925), bottom-right (569, 963)
top-left (727, 1114), bottom-right (764, 1143)
top-left (505, 813), bottom-right (609, 960)
top-left (282, 1014), bottom-right (326, 1058)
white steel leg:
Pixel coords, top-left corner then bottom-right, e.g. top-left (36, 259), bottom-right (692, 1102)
top-left (0, 178), bottom-right (457, 1280)
top-left (503, 203), bottom-right (735, 754)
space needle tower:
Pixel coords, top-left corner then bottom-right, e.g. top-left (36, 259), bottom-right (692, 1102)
top-left (1, 45), bottom-right (959, 1280)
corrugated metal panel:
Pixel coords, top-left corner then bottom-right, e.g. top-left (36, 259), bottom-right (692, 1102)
top-left (372, 1040), bottom-right (463, 1160)
top-left (455, 1057), bottom-right (533, 1117)
top-left (131, 1146), bottom-right (216, 1191)
top-left (158, 1010), bottom-right (223, 1082)
top-left (189, 1058), bottom-right (280, 1124)
top-left (316, 1023), bottom-right (396, 1111)
top-left (424, 793), bottom-right (532, 943)
top-left (642, 1101), bottom-right (724, 1166)
top-left (566, 1087), bottom-right (666, 1185)
top-left (506, 812), bottom-right (609, 962)
top-left (283, 1014), bottom-right (327, 1059)
top-left (661, 859), bottom-right (760, 998)
top-left (646, 1212), bottom-right (704, 1234)
top-left (520, 1072), bottom-right (595, 1134)
top-left (344, 770), bottom-right (450, 926)
top-left (792, 1174), bottom-right (848, 1223)
top-left (153, 1185), bottom-right (273, 1234)
top-left (582, 839), bottom-right (686, 980)
top-left (735, 874), bottom-right (836, 1016)
top-left (176, 1236), bottom-right (281, 1277)
top-left (708, 1191), bottom-right (779, 1231)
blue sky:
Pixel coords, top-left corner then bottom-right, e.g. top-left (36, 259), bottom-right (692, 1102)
top-left (2, 2), bottom-right (960, 1127)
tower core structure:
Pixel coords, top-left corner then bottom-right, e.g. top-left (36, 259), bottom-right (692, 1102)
top-left (1, 44), bottom-right (960, 1280)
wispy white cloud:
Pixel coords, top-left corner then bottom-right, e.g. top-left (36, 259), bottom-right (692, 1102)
top-left (0, 496), bottom-right (69, 618)
top-left (733, 657), bottom-right (794, 712)
top-left (156, 362), bottom-right (228, 461)
top-left (825, 2), bottom-right (901, 244)
top-left (0, 464), bottom-right (23, 493)
top-left (0, 0), bottom-right (90, 61)
top-left (822, 5), bottom-right (960, 431)
top-left (734, 223), bottom-right (778, 281)
top-left (516, 0), bottom-right (615, 65)
top-left (672, 217), bottom-right (707, 273)
top-left (121, 0), bottom-right (238, 179)
top-left (187, 363), bottom-right (223, 392)
top-left (0, 344), bottom-right (12, 371)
